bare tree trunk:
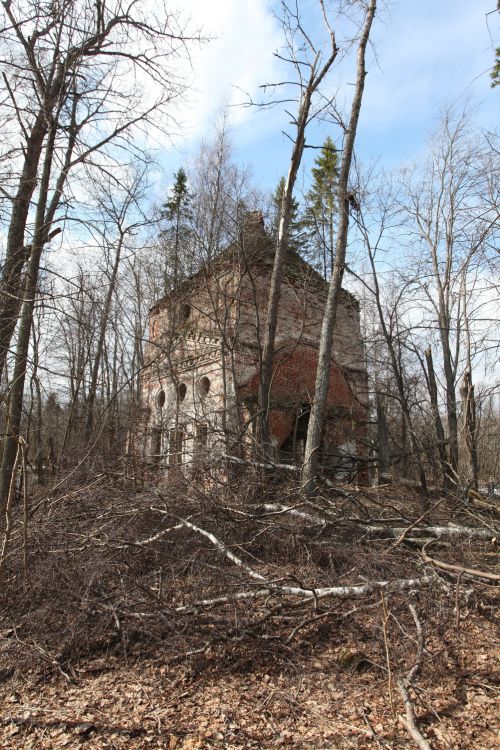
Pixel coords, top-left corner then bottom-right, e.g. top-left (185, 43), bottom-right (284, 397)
top-left (375, 391), bottom-right (390, 484)
top-left (301, 0), bottom-right (376, 495)
top-left (257, 6), bottom-right (339, 453)
top-left (85, 232), bottom-right (125, 442)
top-left (461, 370), bottom-right (478, 491)
top-left (0, 122), bottom-right (57, 518)
top-left (0, 112), bottom-right (48, 384)
top-left (424, 346), bottom-right (450, 488)
top-left (438, 308), bottom-right (459, 474)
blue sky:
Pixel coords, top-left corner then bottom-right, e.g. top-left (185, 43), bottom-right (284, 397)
top-left (158, 0), bottom-right (498, 199)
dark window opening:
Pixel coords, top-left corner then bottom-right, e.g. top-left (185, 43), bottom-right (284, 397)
top-left (177, 382), bottom-right (187, 402)
top-left (169, 427), bottom-right (184, 467)
top-left (156, 389), bottom-right (165, 408)
top-left (151, 427), bottom-right (162, 461)
top-left (198, 376), bottom-right (210, 398)
top-left (180, 303), bottom-right (190, 322)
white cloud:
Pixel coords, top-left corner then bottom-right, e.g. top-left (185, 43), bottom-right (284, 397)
top-left (173, 0), bottom-right (282, 140)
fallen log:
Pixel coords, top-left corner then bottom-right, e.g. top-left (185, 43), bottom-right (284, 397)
top-left (173, 576), bottom-right (436, 613)
top-left (359, 525), bottom-right (495, 540)
top-left (251, 502), bottom-right (496, 541)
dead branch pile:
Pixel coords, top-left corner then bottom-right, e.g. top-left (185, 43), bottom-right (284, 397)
top-left (1, 470), bottom-right (497, 688)
top-left (0, 470), bottom-right (498, 748)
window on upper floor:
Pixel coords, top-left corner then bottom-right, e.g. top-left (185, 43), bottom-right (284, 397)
top-left (197, 376), bottom-right (210, 399)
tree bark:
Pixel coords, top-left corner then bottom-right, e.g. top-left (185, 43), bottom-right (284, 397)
top-left (301, 0), bottom-right (377, 494)
top-left (0, 122), bottom-right (58, 518)
top-left (0, 111), bottom-right (48, 383)
top-left (460, 370), bottom-right (478, 491)
top-left (424, 347), bottom-right (450, 488)
top-left (257, 9), bottom-right (339, 454)
top-left (438, 308), bottom-right (459, 474)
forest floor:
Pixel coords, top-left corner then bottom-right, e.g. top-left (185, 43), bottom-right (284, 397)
top-left (0, 478), bottom-right (498, 749)
top-left (0, 608), bottom-right (499, 749)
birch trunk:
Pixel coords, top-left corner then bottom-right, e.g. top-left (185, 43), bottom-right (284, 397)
top-left (258, 10), bottom-right (339, 453)
top-left (301, 0), bottom-right (377, 494)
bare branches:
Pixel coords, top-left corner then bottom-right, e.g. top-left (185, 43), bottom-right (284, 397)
top-left (302, 0), bottom-right (377, 494)
top-left (151, 502), bottom-right (435, 606)
top-left (256, 0), bottom-right (340, 450)
top-left (397, 605), bottom-right (433, 750)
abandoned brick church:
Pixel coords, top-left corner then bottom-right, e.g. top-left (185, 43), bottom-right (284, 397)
top-left (137, 213), bottom-right (368, 477)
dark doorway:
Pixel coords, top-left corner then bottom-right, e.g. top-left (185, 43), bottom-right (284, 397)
top-left (279, 406), bottom-right (310, 465)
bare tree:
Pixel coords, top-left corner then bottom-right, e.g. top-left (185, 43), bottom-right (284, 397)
top-left (256, 0), bottom-right (340, 451)
top-left (83, 166), bottom-right (149, 442)
top-left (0, 0), bottom-right (196, 517)
top-left (302, 0), bottom-right (377, 494)
top-left (400, 107), bottom-right (499, 483)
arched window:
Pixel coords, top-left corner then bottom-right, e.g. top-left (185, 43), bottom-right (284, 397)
top-left (150, 318), bottom-right (158, 338)
top-left (198, 376), bottom-right (210, 398)
top-left (180, 303), bottom-right (190, 323)
top-left (156, 390), bottom-right (165, 408)
top-left (177, 382), bottom-right (187, 402)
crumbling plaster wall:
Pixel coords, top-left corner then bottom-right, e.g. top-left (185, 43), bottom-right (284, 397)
top-left (141, 268), bottom-right (242, 462)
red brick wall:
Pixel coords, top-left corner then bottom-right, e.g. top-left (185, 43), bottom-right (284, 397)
top-left (238, 343), bottom-right (365, 447)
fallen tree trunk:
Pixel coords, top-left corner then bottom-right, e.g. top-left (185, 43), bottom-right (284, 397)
top-left (174, 576), bottom-right (436, 613)
top-left (251, 502), bottom-right (496, 541)
top-left (359, 525), bottom-right (495, 540)
top-left (150, 505), bottom-right (435, 609)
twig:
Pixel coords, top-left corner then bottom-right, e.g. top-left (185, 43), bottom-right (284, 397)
top-left (380, 591), bottom-right (395, 716)
top-left (385, 497), bottom-right (446, 552)
top-left (421, 551), bottom-right (500, 582)
top-left (397, 604), bottom-right (432, 750)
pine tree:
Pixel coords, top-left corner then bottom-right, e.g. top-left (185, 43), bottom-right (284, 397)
top-left (303, 136), bottom-right (339, 278)
top-left (159, 168), bottom-right (193, 292)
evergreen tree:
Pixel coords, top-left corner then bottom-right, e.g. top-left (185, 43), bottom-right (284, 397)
top-left (271, 176), bottom-right (303, 254)
top-left (303, 136), bottom-right (339, 278)
top-left (159, 168), bottom-right (193, 292)
top-left (491, 2), bottom-right (500, 87)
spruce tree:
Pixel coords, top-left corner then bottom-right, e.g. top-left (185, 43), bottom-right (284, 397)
top-left (159, 168), bottom-right (193, 292)
top-left (303, 136), bottom-right (339, 278)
